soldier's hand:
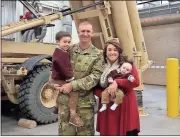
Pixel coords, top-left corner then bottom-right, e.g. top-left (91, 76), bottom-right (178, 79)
top-left (54, 84), bottom-right (61, 90)
top-left (63, 90), bottom-right (70, 94)
top-left (61, 83), bottom-right (72, 94)
top-left (57, 87), bottom-right (64, 92)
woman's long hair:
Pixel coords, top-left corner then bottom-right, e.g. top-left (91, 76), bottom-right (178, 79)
top-left (103, 39), bottom-right (128, 66)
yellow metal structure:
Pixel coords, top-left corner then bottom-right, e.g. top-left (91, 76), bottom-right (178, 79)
top-left (126, 1), bottom-right (149, 67)
top-left (110, 1), bottom-right (137, 60)
top-left (2, 40), bottom-right (56, 57)
top-left (2, 12), bottom-right (63, 37)
top-left (125, 2), bottom-right (153, 116)
top-left (81, 1), bottom-right (103, 48)
top-left (166, 58), bottom-right (179, 117)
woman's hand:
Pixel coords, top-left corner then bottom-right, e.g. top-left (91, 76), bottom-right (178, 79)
top-left (107, 81), bottom-right (118, 98)
top-left (109, 81), bottom-right (118, 90)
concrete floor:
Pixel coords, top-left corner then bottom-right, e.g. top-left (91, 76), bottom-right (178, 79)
top-left (139, 85), bottom-right (180, 135)
top-left (1, 85), bottom-right (180, 136)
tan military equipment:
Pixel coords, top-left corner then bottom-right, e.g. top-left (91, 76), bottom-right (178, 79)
top-left (1, 0), bottom-right (153, 123)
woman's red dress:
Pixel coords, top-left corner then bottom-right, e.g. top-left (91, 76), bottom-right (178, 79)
top-left (95, 66), bottom-right (140, 136)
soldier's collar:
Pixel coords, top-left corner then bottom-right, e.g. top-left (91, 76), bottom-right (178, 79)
top-left (76, 43), bottom-right (94, 54)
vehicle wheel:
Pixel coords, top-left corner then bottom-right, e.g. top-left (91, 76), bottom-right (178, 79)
top-left (18, 64), bottom-right (58, 124)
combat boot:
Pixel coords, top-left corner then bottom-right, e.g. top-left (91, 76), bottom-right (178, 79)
top-left (69, 113), bottom-right (84, 127)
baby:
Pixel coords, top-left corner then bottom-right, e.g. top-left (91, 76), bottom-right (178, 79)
top-left (99, 62), bottom-right (135, 112)
top-left (50, 31), bottom-right (84, 127)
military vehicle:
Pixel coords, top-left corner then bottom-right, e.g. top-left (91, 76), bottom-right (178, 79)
top-left (1, 0), bottom-right (152, 124)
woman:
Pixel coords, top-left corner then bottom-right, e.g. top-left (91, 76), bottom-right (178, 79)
top-left (95, 40), bottom-right (140, 136)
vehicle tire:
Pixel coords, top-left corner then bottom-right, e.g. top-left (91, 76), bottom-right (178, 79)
top-left (18, 64), bottom-right (58, 124)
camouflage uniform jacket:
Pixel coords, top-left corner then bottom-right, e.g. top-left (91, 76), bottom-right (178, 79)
top-left (57, 43), bottom-right (104, 108)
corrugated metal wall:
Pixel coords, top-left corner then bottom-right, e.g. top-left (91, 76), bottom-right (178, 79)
top-left (42, 7), bottom-right (62, 44)
top-left (15, 1), bottom-right (24, 42)
top-left (1, 1), bottom-right (16, 40)
top-left (2, 1), bottom-right (24, 41)
top-left (138, 1), bottom-right (180, 18)
top-left (39, 1), bottom-right (72, 44)
top-left (43, 19), bottom-right (62, 44)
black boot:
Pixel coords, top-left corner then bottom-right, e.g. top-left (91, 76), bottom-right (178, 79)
top-left (52, 108), bottom-right (58, 114)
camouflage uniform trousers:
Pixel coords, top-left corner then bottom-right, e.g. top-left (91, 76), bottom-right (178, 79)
top-left (58, 104), bottom-right (94, 136)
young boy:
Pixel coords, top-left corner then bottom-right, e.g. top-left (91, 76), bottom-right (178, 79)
top-left (50, 31), bottom-right (84, 127)
top-left (99, 61), bottom-right (135, 112)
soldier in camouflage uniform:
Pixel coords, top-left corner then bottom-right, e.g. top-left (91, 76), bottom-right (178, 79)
top-left (54, 21), bottom-right (104, 135)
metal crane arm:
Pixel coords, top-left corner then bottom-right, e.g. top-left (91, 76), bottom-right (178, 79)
top-left (1, 1), bottom-right (104, 37)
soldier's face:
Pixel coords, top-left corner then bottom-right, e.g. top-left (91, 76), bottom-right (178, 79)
top-left (106, 44), bottom-right (119, 64)
top-left (56, 36), bottom-right (71, 51)
top-left (78, 24), bottom-right (93, 43)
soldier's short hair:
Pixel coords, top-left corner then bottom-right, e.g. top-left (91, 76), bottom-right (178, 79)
top-left (55, 31), bottom-right (71, 41)
top-left (78, 21), bottom-right (93, 28)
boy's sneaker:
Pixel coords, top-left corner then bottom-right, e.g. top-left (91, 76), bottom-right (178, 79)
top-left (69, 114), bottom-right (84, 127)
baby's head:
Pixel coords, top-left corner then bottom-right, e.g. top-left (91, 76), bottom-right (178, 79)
top-left (120, 62), bottom-right (133, 75)
top-left (56, 31), bottom-right (71, 51)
